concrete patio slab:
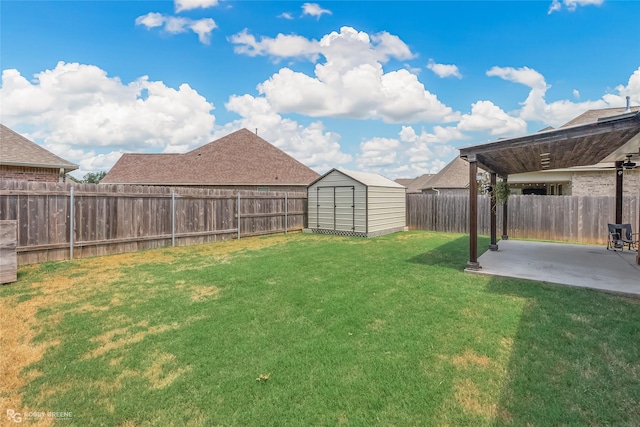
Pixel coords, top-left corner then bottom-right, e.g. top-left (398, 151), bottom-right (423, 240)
top-left (467, 239), bottom-right (640, 297)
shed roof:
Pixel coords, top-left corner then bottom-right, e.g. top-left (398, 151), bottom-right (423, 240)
top-left (459, 110), bottom-right (640, 177)
top-left (310, 168), bottom-right (405, 189)
top-left (102, 128), bottom-right (320, 186)
top-left (0, 124), bottom-right (78, 171)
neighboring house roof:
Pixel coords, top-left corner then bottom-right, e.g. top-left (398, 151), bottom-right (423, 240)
top-left (310, 168), bottom-right (405, 189)
top-left (395, 178), bottom-right (414, 187)
top-left (561, 106), bottom-right (640, 128)
top-left (102, 128), bottom-right (320, 186)
top-left (406, 174), bottom-right (434, 193)
top-left (0, 124), bottom-right (78, 172)
top-left (421, 157), bottom-right (471, 191)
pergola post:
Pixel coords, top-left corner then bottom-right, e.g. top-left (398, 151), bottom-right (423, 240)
top-left (489, 172), bottom-right (498, 251)
top-left (467, 155), bottom-right (480, 270)
top-left (501, 176), bottom-right (509, 240)
top-left (615, 161), bottom-right (623, 224)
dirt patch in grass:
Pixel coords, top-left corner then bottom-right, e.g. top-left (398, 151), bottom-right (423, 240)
top-left (144, 351), bottom-right (192, 389)
top-left (84, 321), bottom-right (180, 360)
top-left (454, 378), bottom-right (498, 418)
top-left (452, 350), bottom-right (491, 369)
top-left (461, 307), bottom-right (483, 319)
top-left (0, 294), bottom-right (60, 424)
top-left (190, 285), bottom-right (221, 302)
top-left (368, 319), bottom-right (386, 331)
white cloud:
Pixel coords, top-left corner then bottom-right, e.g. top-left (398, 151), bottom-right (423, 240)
top-left (278, 12), bottom-right (294, 20)
top-left (175, 0), bottom-right (218, 13)
top-left (487, 65), bottom-right (639, 127)
top-left (354, 125), bottom-right (463, 178)
top-left (486, 66), bottom-right (547, 90)
top-left (230, 26), bottom-right (457, 123)
top-left (427, 59), bottom-right (462, 79)
top-left (398, 125), bottom-right (459, 170)
top-left (357, 137), bottom-right (399, 168)
top-left (302, 3), bottom-right (332, 19)
top-left (573, 89), bottom-right (580, 99)
top-left (230, 26), bottom-right (415, 64)
top-left (73, 150), bottom-right (124, 178)
top-left (222, 94), bottom-right (351, 172)
top-left (611, 67), bottom-right (640, 104)
top-left (458, 100), bottom-right (528, 136)
top-left (548, 0), bottom-right (604, 14)
top-left (0, 62), bottom-right (216, 174)
top-left (356, 137), bottom-right (399, 171)
top-left (548, 0), bottom-right (563, 14)
top-left (229, 29), bottom-right (320, 61)
top-left (189, 19), bottom-right (217, 44)
top-left (136, 13), bottom-right (217, 44)
top-left (136, 12), bottom-right (164, 28)
top-left (399, 125), bottom-right (465, 144)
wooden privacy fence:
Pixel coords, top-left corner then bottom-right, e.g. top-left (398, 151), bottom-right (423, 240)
top-left (407, 193), bottom-right (639, 245)
top-left (0, 180), bottom-right (307, 265)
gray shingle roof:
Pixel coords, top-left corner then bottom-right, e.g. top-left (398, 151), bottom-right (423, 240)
top-left (397, 173), bottom-right (434, 193)
top-left (561, 106), bottom-right (640, 128)
top-left (102, 128), bottom-right (320, 186)
top-left (421, 157), bottom-right (470, 190)
top-left (0, 124), bottom-right (78, 171)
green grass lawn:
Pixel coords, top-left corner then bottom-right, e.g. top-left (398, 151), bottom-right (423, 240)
top-left (1, 231), bottom-right (639, 426)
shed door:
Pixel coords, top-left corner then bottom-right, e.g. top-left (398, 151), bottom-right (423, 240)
top-left (334, 186), bottom-right (355, 231)
top-left (316, 187), bottom-right (335, 229)
top-left (316, 186), bottom-right (355, 231)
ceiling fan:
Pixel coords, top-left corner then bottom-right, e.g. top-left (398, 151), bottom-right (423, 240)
top-left (623, 153), bottom-right (638, 169)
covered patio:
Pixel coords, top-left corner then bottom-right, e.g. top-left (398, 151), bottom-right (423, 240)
top-left (459, 108), bottom-right (640, 275)
top-left (469, 239), bottom-right (640, 297)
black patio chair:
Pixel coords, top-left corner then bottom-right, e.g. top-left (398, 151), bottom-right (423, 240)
top-left (607, 223), bottom-right (639, 251)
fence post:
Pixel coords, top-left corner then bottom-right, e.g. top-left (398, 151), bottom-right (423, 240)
top-left (69, 186), bottom-right (74, 260)
top-left (237, 193), bottom-right (241, 240)
top-left (285, 193), bottom-right (288, 234)
top-left (172, 191), bottom-right (175, 247)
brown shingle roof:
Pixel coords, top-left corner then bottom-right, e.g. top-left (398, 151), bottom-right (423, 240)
top-left (396, 173), bottom-right (434, 193)
top-left (394, 178), bottom-right (414, 187)
top-left (102, 128), bottom-right (320, 186)
top-left (421, 157), bottom-right (470, 190)
top-left (0, 124), bottom-right (78, 171)
top-left (561, 106), bottom-right (640, 128)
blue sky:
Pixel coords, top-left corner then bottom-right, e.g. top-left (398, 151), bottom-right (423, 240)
top-left (1, 0), bottom-right (639, 179)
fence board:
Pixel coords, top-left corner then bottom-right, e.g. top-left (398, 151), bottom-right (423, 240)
top-left (0, 180), bottom-right (307, 265)
top-left (407, 193), bottom-right (639, 245)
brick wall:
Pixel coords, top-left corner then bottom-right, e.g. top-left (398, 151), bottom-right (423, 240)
top-left (0, 166), bottom-right (61, 182)
top-left (571, 169), bottom-right (640, 197)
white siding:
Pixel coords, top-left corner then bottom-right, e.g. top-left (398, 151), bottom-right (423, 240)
top-left (367, 186), bottom-right (406, 233)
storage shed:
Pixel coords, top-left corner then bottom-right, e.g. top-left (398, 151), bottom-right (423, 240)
top-left (305, 169), bottom-right (407, 237)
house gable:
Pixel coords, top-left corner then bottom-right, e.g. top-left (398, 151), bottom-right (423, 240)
top-left (0, 124), bottom-right (78, 182)
top-left (102, 128), bottom-right (319, 187)
top-left (0, 124), bottom-right (78, 171)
